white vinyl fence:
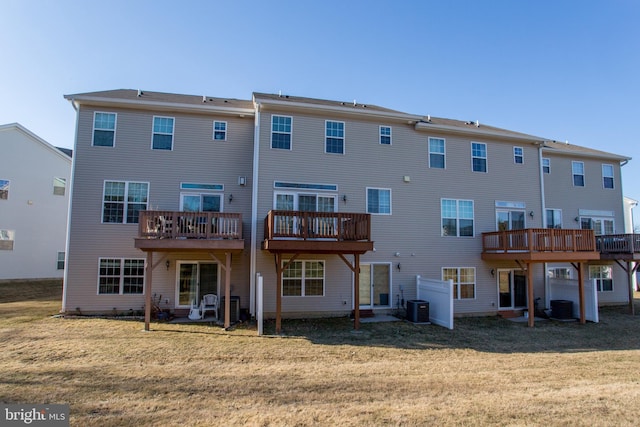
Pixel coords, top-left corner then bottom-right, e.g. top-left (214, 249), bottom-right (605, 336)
top-left (416, 275), bottom-right (454, 329)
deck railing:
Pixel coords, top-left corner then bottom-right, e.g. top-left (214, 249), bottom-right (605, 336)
top-left (482, 228), bottom-right (596, 253)
top-left (264, 210), bottom-right (371, 241)
top-left (596, 234), bottom-right (640, 254)
top-left (138, 211), bottom-right (242, 240)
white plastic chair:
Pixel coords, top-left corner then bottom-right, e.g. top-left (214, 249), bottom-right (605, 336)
top-left (188, 299), bottom-right (202, 320)
top-left (201, 294), bottom-right (218, 320)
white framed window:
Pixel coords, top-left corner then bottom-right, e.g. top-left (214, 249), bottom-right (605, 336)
top-left (589, 265), bottom-right (613, 292)
top-left (366, 188), bottom-right (391, 215)
top-left (548, 267), bottom-right (572, 279)
top-left (471, 142), bottom-right (487, 172)
top-left (514, 147), bottom-right (524, 164)
top-left (0, 229), bottom-right (15, 250)
top-left (542, 158), bottom-right (550, 174)
top-left (102, 181), bottom-right (149, 224)
top-left (283, 260), bottom-right (324, 296)
top-left (546, 209), bottom-right (562, 229)
top-left (572, 161), bottom-right (585, 187)
top-left (429, 137), bottom-right (446, 169)
top-left (602, 164), bottom-right (614, 189)
top-left (152, 116), bottom-right (174, 150)
top-left (213, 121), bottom-right (227, 141)
top-left (0, 179), bottom-right (9, 200)
top-left (271, 115), bottom-right (292, 150)
top-left (442, 199), bottom-right (474, 237)
top-left (53, 177), bottom-right (66, 196)
top-left (92, 112), bottom-right (117, 147)
top-left (325, 120), bottom-right (345, 154)
top-left (580, 216), bottom-right (614, 236)
top-left (98, 258), bottom-right (145, 295)
top-left (57, 252), bottom-right (65, 270)
top-left (379, 126), bottom-right (392, 145)
top-left (442, 267), bottom-right (476, 299)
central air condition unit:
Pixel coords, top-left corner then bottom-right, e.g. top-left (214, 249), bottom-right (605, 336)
top-left (220, 296), bottom-right (240, 323)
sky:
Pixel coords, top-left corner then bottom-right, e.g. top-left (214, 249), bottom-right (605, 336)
top-left (2, 0), bottom-right (639, 224)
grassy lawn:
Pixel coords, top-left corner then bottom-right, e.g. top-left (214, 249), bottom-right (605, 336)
top-left (1, 281), bottom-right (640, 426)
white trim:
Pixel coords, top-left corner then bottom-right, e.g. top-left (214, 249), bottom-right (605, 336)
top-left (379, 125), bottom-right (392, 145)
top-left (270, 114), bottom-right (293, 150)
top-left (281, 259), bottom-right (326, 297)
top-left (151, 115), bottom-right (175, 151)
top-left (441, 198), bottom-right (475, 237)
top-left (495, 268), bottom-right (526, 309)
top-left (571, 161), bottom-right (585, 187)
top-left (96, 257), bottom-right (146, 295)
top-left (213, 120), bottom-right (228, 141)
top-left (358, 262), bottom-right (392, 308)
top-left (442, 266), bottom-right (477, 300)
top-left (602, 163), bottom-right (614, 189)
top-left (470, 141), bottom-right (488, 173)
top-left (249, 103), bottom-right (261, 316)
top-left (365, 187), bottom-right (392, 215)
top-left (101, 180), bottom-right (150, 224)
top-left (324, 120), bottom-right (345, 155)
top-left (92, 111), bottom-right (117, 147)
top-left (175, 261), bottom-right (221, 308)
top-left (179, 192), bottom-right (224, 212)
top-left (542, 157), bottom-right (550, 174)
top-left (545, 208), bottom-right (563, 229)
top-left (428, 137), bottom-right (446, 169)
top-left (513, 146), bottom-right (524, 164)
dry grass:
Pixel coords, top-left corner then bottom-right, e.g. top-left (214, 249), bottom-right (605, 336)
top-left (1, 281), bottom-right (640, 426)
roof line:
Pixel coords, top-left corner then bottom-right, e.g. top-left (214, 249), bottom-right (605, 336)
top-left (0, 122), bottom-right (72, 162)
top-left (415, 121), bottom-right (544, 143)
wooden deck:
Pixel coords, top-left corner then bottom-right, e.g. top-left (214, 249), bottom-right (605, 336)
top-left (262, 210), bottom-right (373, 254)
top-left (596, 234), bottom-right (640, 260)
top-left (134, 210), bottom-right (244, 252)
top-left (481, 228), bottom-right (600, 262)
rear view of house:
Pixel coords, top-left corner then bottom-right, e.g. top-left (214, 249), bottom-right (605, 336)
top-left (0, 123), bottom-right (72, 280)
top-left (61, 89), bottom-right (634, 330)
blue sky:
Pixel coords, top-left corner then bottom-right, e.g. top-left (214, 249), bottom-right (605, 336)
top-left (2, 0), bottom-right (639, 224)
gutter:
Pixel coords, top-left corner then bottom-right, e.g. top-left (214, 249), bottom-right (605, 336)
top-left (415, 121), bottom-right (544, 144)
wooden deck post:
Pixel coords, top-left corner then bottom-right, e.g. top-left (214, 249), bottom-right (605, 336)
top-left (527, 262), bottom-right (534, 327)
top-left (354, 253), bottom-right (360, 330)
top-left (577, 262), bottom-right (586, 324)
top-left (144, 251), bottom-right (153, 331)
top-left (224, 252), bottom-right (232, 329)
top-left (627, 261), bottom-right (635, 316)
top-left (275, 253), bottom-right (282, 334)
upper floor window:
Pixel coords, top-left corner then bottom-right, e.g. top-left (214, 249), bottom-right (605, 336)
top-left (181, 193), bottom-right (222, 212)
top-left (471, 142), bottom-right (487, 172)
top-left (53, 177), bottom-right (66, 196)
top-left (602, 164), bottom-right (614, 189)
top-left (442, 199), bottom-right (474, 237)
top-left (102, 181), bottom-right (149, 224)
top-left (542, 158), bottom-right (550, 174)
top-left (98, 258), bottom-right (145, 295)
top-left (0, 179), bottom-right (9, 200)
top-left (379, 126), bottom-right (392, 145)
top-left (572, 161), bottom-right (584, 187)
top-left (429, 137), bottom-right (446, 169)
top-left (271, 115), bottom-right (292, 150)
top-left (152, 116), bottom-right (174, 150)
top-left (546, 209), bottom-right (562, 229)
top-left (367, 188), bottom-right (391, 215)
top-left (514, 147), bottom-right (524, 164)
top-left (442, 267), bottom-right (476, 299)
top-left (93, 112), bottom-right (116, 147)
top-left (213, 121), bottom-right (227, 141)
top-left (0, 229), bottom-right (15, 250)
top-left (325, 121), bottom-right (345, 154)
top-left (589, 265), bottom-right (613, 292)
top-left (57, 252), bottom-right (65, 270)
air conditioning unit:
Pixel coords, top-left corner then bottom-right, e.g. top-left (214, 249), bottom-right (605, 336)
top-left (220, 296), bottom-right (240, 323)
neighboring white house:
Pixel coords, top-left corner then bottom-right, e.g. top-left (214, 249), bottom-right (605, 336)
top-left (0, 123), bottom-right (72, 280)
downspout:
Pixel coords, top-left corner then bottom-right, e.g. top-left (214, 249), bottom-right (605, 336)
top-left (249, 102), bottom-right (261, 316)
top-left (537, 142), bottom-right (549, 310)
top-left (61, 100), bottom-right (80, 313)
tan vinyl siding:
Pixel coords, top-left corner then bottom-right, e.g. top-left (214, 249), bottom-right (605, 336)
top-left (256, 108), bottom-right (544, 316)
top-left (65, 105), bottom-right (254, 313)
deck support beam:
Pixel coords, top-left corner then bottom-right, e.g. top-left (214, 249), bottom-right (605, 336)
top-left (144, 251), bottom-right (153, 331)
top-left (527, 262), bottom-right (534, 327)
